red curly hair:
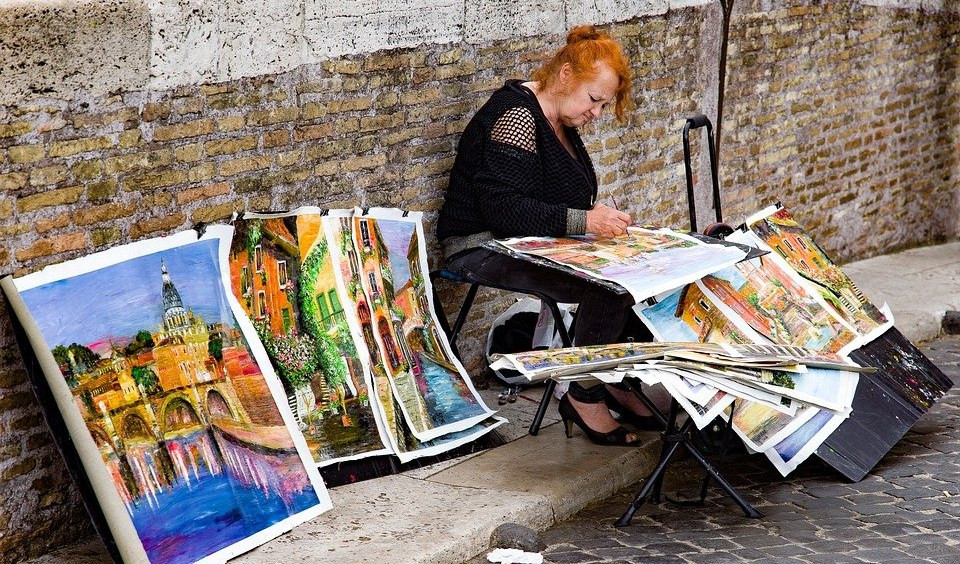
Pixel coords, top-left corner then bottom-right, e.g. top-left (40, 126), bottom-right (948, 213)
top-left (532, 25), bottom-right (633, 122)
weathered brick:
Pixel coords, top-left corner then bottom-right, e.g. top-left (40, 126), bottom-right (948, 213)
top-left (130, 213), bottom-right (186, 239)
top-left (35, 213), bottom-right (70, 233)
top-left (188, 162), bottom-right (216, 182)
top-left (49, 136), bottom-right (111, 158)
top-left (153, 119), bottom-right (214, 141)
top-left (334, 118), bottom-right (360, 134)
top-left (340, 153), bottom-right (387, 172)
top-left (91, 226), bottom-right (123, 247)
top-left (141, 102), bottom-right (170, 122)
top-left (0, 173), bottom-right (28, 192)
top-left (208, 93), bottom-right (261, 110)
top-left (174, 143), bottom-right (203, 163)
top-left (1, 458), bottom-right (35, 481)
top-left (17, 185), bottom-right (84, 213)
top-left (72, 159), bottom-right (104, 181)
top-left (324, 59), bottom-right (362, 74)
top-left (293, 123), bottom-right (333, 142)
top-left (176, 181), bottom-right (231, 205)
top-left (123, 169), bottom-right (188, 191)
top-left (88, 180), bottom-right (118, 201)
top-left (263, 130), bottom-right (290, 148)
top-left (200, 83), bottom-right (234, 96)
top-left (436, 60), bottom-right (477, 80)
top-left (0, 198), bottom-right (12, 220)
top-left (105, 150), bottom-right (174, 175)
top-left (0, 122), bottom-right (31, 138)
top-left (8, 145), bottom-right (44, 164)
top-left (15, 232), bottom-right (86, 261)
top-left (314, 161), bottom-right (339, 177)
top-left (359, 112), bottom-right (404, 133)
top-left (205, 136), bottom-right (258, 156)
top-left (73, 202), bottom-right (137, 226)
top-left (329, 97), bottom-right (373, 113)
top-left (174, 96), bottom-right (204, 115)
top-left (277, 149), bottom-right (302, 167)
top-left (118, 129), bottom-right (142, 148)
top-left (216, 116), bottom-right (246, 132)
top-left (247, 107), bottom-right (298, 126)
top-left (400, 88), bottom-right (442, 106)
top-left (306, 139), bottom-right (353, 161)
top-left (220, 155), bottom-right (271, 176)
top-left (29, 165), bottom-right (69, 187)
top-left (192, 201), bottom-right (240, 223)
top-left (302, 102), bottom-right (328, 120)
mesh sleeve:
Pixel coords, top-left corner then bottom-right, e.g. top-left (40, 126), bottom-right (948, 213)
top-left (489, 107), bottom-right (537, 154)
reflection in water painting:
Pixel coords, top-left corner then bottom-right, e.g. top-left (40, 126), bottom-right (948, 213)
top-left (348, 209), bottom-right (493, 442)
top-left (3, 229), bottom-right (328, 563)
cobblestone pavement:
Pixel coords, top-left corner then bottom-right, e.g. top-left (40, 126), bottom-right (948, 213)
top-left (503, 335), bottom-right (960, 564)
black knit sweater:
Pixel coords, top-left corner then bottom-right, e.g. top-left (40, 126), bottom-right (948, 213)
top-left (436, 80), bottom-right (598, 252)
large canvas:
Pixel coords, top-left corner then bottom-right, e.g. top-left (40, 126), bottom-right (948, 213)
top-left (346, 208), bottom-right (494, 442)
top-left (324, 210), bottom-right (502, 462)
top-left (1, 228), bottom-right (329, 563)
top-left (227, 211), bottom-right (391, 467)
top-left (496, 227), bottom-right (748, 302)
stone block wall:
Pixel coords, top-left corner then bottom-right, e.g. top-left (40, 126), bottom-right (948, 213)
top-left (0, 0), bottom-right (956, 560)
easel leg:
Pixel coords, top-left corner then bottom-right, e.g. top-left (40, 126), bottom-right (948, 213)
top-left (683, 442), bottom-right (763, 519)
top-left (528, 380), bottom-right (556, 436)
top-left (614, 439), bottom-right (684, 527)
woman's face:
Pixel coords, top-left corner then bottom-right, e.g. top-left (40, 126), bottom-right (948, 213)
top-left (556, 62), bottom-right (619, 128)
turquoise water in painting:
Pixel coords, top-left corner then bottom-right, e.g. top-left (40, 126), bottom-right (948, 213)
top-left (129, 436), bottom-right (318, 563)
top-left (417, 353), bottom-right (487, 426)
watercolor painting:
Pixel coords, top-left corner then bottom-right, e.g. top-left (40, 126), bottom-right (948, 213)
top-left (498, 227), bottom-right (747, 302)
top-left (348, 210), bottom-right (492, 442)
top-left (748, 206), bottom-right (888, 334)
top-left (697, 256), bottom-right (857, 353)
top-left (228, 214), bottom-right (389, 466)
top-left (9, 232), bottom-right (326, 563)
top-left (635, 284), bottom-right (756, 345)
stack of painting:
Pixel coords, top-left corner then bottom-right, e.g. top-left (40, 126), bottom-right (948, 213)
top-left (228, 208), bottom-right (500, 466)
top-left (495, 203), bottom-right (952, 480)
top-left (1, 208), bottom-right (501, 562)
top-left (633, 205), bottom-right (951, 479)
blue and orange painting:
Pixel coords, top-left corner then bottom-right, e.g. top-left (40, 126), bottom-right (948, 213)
top-left (20, 238), bottom-right (321, 563)
top-left (349, 215), bottom-right (489, 439)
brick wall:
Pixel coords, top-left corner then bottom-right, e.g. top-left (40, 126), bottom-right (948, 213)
top-left (719, 2), bottom-right (960, 259)
top-left (0, 1), bottom-right (957, 560)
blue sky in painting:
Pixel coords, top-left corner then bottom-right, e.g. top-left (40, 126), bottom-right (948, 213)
top-left (376, 219), bottom-right (415, 288)
top-left (638, 289), bottom-right (699, 342)
top-left (710, 265), bottom-right (748, 290)
top-left (20, 239), bottom-right (230, 349)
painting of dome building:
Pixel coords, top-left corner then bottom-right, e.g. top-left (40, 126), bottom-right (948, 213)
top-left (4, 230), bottom-right (328, 564)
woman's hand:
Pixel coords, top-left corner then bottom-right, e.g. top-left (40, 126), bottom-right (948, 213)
top-left (586, 203), bottom-right (631, 237)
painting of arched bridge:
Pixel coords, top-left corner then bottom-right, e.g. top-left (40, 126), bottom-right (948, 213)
top-left (14, 233), bottom-right (327, 563)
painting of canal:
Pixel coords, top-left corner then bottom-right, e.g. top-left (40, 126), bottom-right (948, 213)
top-left (348, 210), bottom-right (493, 442)
top-left (228, 214), bottom-right (390, 466)
top-left (12, 232), bottom-right (327, 563)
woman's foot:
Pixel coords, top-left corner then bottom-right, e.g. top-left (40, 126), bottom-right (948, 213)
top-left (603, 384), bottom-right (662, 431)
top-left (604, 384), bottom-right (653, 417)
top-left (558, 393), bottom-right (639, 446)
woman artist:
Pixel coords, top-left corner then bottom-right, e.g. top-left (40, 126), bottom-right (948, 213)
top-left (436, 25), bottom-right (654, 446)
